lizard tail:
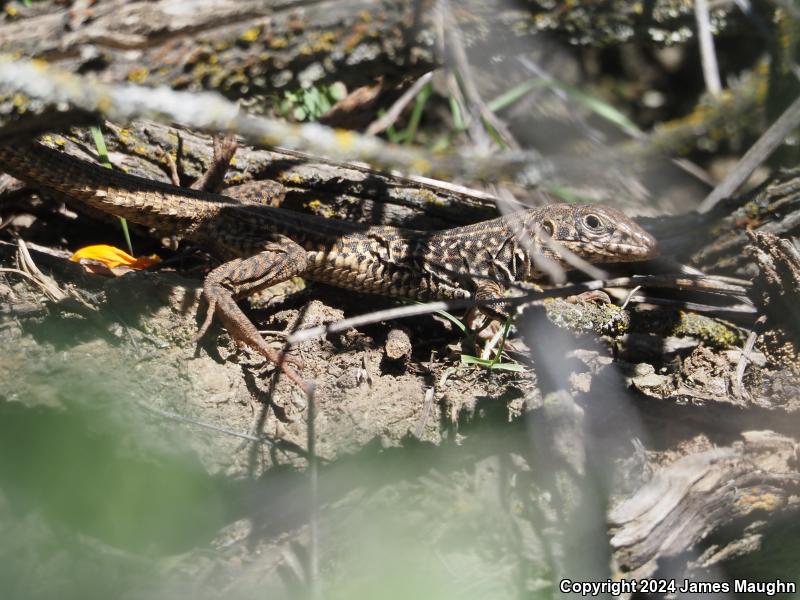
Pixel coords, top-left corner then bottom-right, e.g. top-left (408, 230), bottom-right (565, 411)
top-left (0, 141), bottom-right (223, 231)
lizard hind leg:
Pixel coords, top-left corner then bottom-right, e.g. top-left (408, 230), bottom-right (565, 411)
top-left (196, 238), bottom-right (309, 389)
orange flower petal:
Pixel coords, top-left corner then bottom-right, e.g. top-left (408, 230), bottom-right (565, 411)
top-left (71, 244), bottom-right (161, 270)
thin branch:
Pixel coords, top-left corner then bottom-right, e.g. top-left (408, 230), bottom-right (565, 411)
top-left (697, 92), bottom-right (800, 213)
top-left (366, 71), bottom-right (435, 136)
top-left (444, 0), bottom-right (520, 150)
top-left (0, 56), bottom-right (554, 187)
top-left (253, 143), bottom-right (503, 207)
top-left (16, 238), bottom-right (67, 301)
top-left (286, 274), bottom-right (753, 345)
top-left (695, 0), bottom-right (722, 96)
top-left (414, 386), bottom-right (436, 438)
top-left (137, 401), bottom-right (274, 446)
top-left (734, 314), bottom-right (765, 400)
top-left (306, 381), bottom-right (320, 600)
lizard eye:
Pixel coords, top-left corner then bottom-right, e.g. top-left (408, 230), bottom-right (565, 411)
top-left (540, 220), bottom-right (554, 236)
top-left (583, 214), bottom-right (602, 230)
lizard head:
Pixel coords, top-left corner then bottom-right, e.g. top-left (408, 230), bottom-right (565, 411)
top-left (529, 203), bottom-right (658, 263)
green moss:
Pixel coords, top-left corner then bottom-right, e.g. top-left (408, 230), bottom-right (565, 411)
top-left (672, 311), bottom-right (741, 347)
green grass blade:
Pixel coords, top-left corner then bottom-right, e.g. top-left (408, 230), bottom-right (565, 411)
top-left (487, 79), bottom-right (547, 113)
top-left (449, 95), bottom-right (466, 131)
top-left (402, 82), bottom-right (432, 145)
top-left (433, 309), bottom-right (467, 334)
top-left (90, 126), bottom-right (133, 255)
top-left (460, 354), bottom-right (525, 372)
top-left (488, 77), bottom-right (639, 136)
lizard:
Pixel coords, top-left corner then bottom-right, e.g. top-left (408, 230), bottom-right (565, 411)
top-left (0, 141), bottom-right (658, 386)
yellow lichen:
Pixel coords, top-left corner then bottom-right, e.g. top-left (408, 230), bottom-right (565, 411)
top-left (736, 491), bottom-right (781, 512)
top-left (281, 174), bottom-right (305, 185)
top-left (334, 129), bottom-right (355, 150)
top-left (96, 94), bottom-right (113, 113)
top-left (419, 189), bottom-right (442, 205)
top-left (127, 67), bottom-right (149, 83)
top-left (310, 32), bottom-right (336, 53)
top-left (410, 158), bottom-right (432, 175)
top-left (240, 27), bottom-right (262, 43)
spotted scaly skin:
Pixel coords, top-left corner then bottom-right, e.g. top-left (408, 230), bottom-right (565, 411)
top-left (0, 142), bottom-right (658, 384)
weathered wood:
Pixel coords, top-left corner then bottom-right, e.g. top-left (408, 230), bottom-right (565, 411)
top-left (0, 0), bottom-right (435, 103)
top-left (684, 170), bottom-right (800, 275)
top-left (0, 0), bottom-right (746, 104)
top-left (31, 122), bottom-right (500, 231)
top-left (609, 431), bottom-right (800, 580)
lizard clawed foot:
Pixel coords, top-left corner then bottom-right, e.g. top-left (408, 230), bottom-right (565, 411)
top-left (194, 289), bottom-right (309, 392)
top-left (193, 242), bottom-right (310, 390)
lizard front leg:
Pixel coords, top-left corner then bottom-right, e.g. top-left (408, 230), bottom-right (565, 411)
top-left (464, 279), bottom-right (510, 335)
top-left (195, 237), bottom-right (309, 388)
top-left (475, 279), bottom-right (510, 322)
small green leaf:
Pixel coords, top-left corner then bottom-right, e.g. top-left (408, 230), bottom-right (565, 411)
top-left (460, 354), bottom-right (490, 367)
top-left (329, 82), bottom-right (347, 101)
top-left (293, 106), bottom-right (307, 121)
top-left (318, 96), bottom-right (332, 114)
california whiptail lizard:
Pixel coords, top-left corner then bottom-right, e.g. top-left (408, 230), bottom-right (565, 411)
top-left (0, 141), bottom-right (658, 386)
